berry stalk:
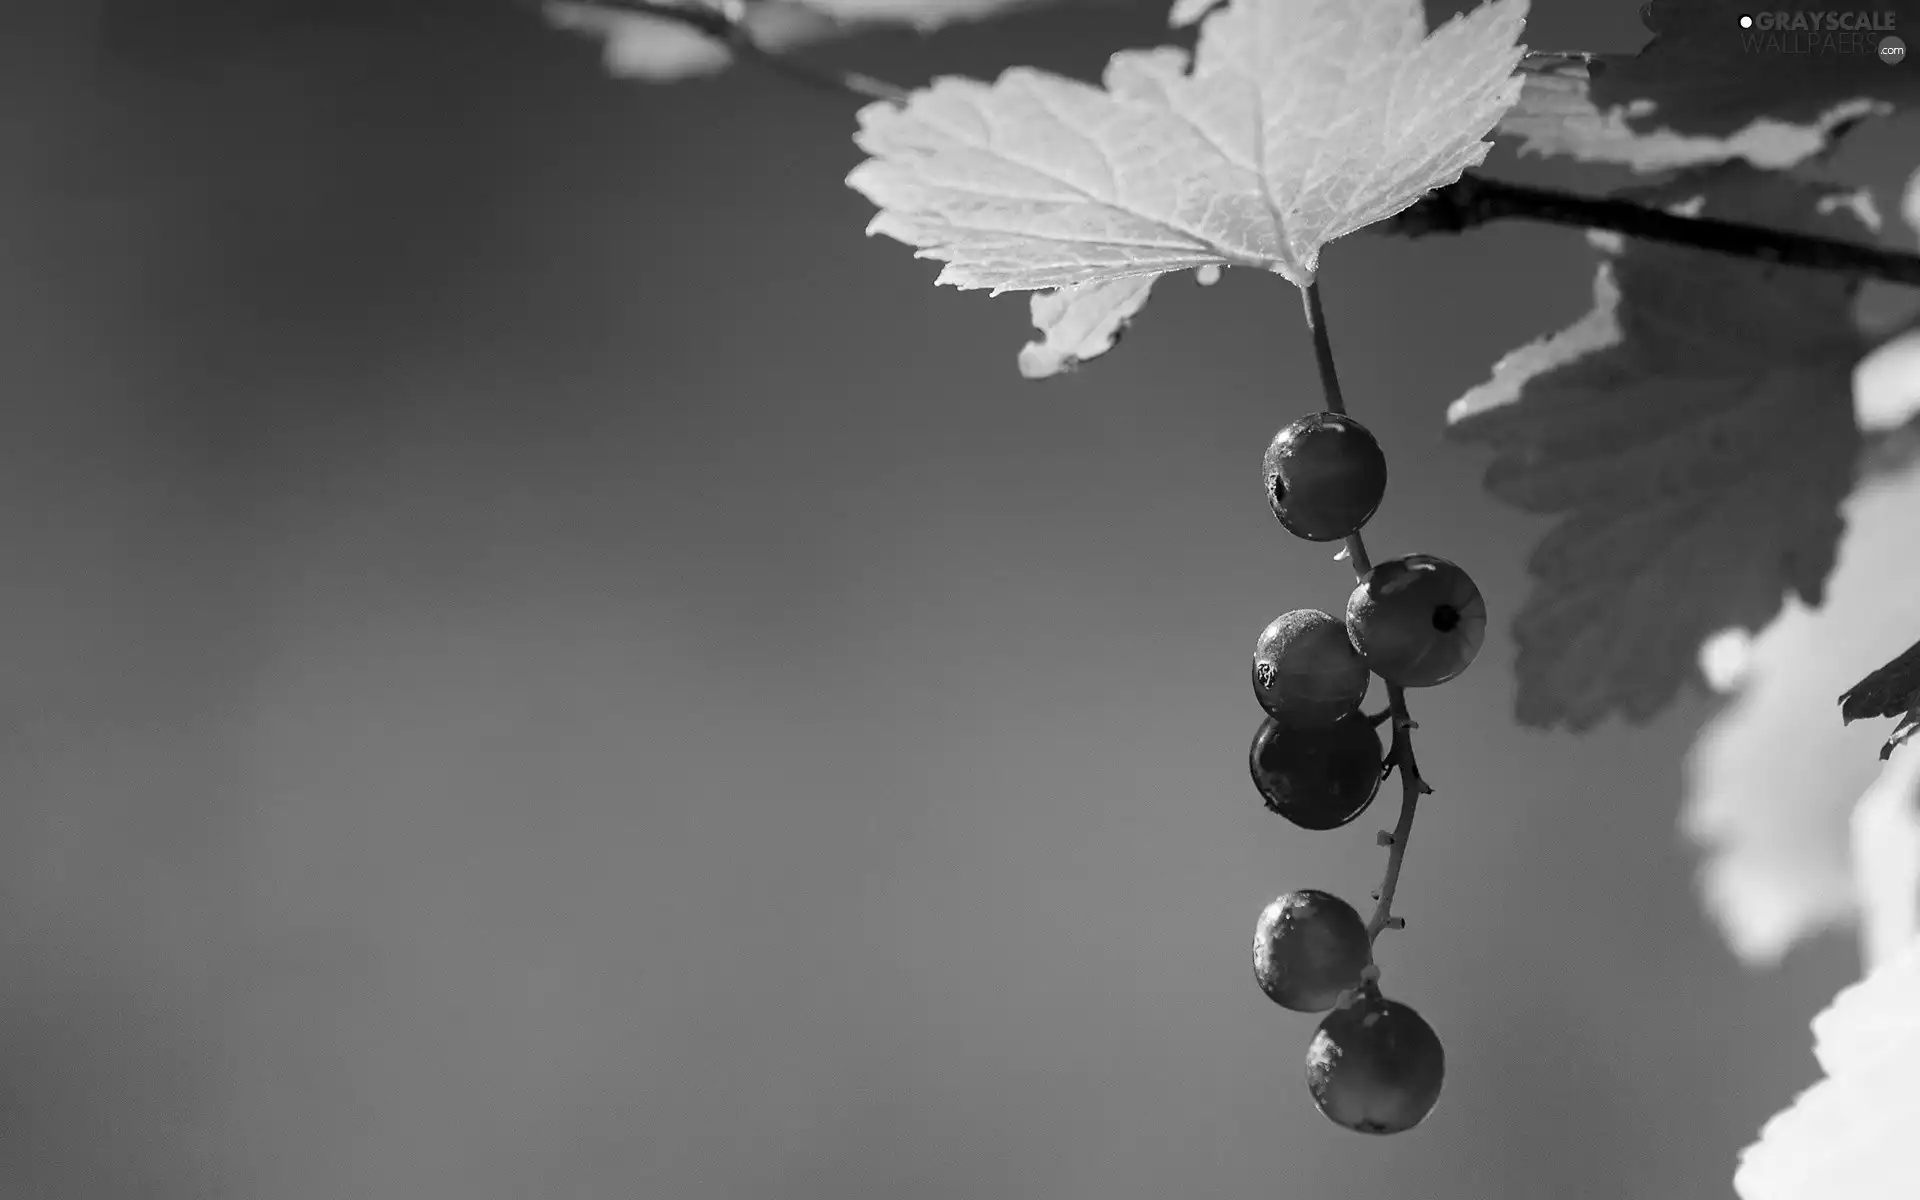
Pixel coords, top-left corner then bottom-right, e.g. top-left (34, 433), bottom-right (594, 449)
top-left (1298, 284), bottom-right (1372, 577)
top-left (1298, 278), bottom-right (1428, 946)
top-left (1369, 685), bottom-right (1432, 942)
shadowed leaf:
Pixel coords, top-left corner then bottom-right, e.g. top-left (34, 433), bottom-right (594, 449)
top-left (1449, 166), bottom-right (1874, 732)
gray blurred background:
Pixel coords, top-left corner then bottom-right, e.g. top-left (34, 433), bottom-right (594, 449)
top-left (0, 2), bottom-right (1862, 1197)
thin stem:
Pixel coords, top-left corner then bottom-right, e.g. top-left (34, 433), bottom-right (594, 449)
top-left (1297, 277), bottom-right (1426, 952)
top-left (1299, 283), bottom-right (1347, 414)
top-left (1367, 684), bottom-right (1432, 944)
top-left (1389, 174), bottom-right (1920, 288)
top-left (1299, 282), bottom-right (1372, 576)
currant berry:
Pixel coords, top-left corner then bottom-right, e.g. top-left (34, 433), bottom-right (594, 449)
top-left (1249, 711), bottom-right (1383, 830)
top-left (1252, 609), bottom-right (1370, 726)
top-left (1345, 554), bottom-right (1487, 688)
top-left (1305, 990), bottom-right (1445, 1135)
top-left (1262, 413), bottom-right (1388, 542)
top-left (1252, 889), bottom-right (1372, 1013)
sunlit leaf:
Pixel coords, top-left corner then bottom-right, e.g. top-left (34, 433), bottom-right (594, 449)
top-left (846, 0), bottom-right (1529, 292)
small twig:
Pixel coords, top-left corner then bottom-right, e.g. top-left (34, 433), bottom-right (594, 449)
top-left (1301, 279), bottom-right (1428, 954)
top-left (1366, 685), bottom-right (1432, 944)
top-left (1389, 173), bottom-right (1920, 288)
top-left (545, 0), bottom-right (907, 103)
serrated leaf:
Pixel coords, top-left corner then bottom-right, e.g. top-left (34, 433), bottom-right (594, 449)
top-left (1683, 458), bottom-right (1920, 964)
top-left (846, 0), bottom-right (1529, 293)
top-left (1496, 51), bottom-right (1883, 172)
top-left (1732, 935), bottom-right (1920, 1200)
top-left (1448, 167), bottom-right (1874, 732)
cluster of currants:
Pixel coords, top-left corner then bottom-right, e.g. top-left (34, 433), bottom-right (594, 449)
top-left (1247, 411), bottom-right (1487, 1135)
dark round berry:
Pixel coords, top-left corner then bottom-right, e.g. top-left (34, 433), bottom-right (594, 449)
top-left (1305, 990), bottom-right (1445, 1135)
top-left (1252, 890), bottom-right (1372, 1013)
top-left (1249, 712), bottom-right (1383, 830)
top-left (1262, 413), bottom-right (1388, 542)
top-left (1345, 554), bottom-right (1487, 688)
top-left (1253, 609), bottom-right (1370, 726)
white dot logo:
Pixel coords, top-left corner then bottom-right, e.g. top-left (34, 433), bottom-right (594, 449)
top-left (1882, 35), bottom-right (1907, 65)
top-left (1739, 13), bottom-right (1753, 27)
